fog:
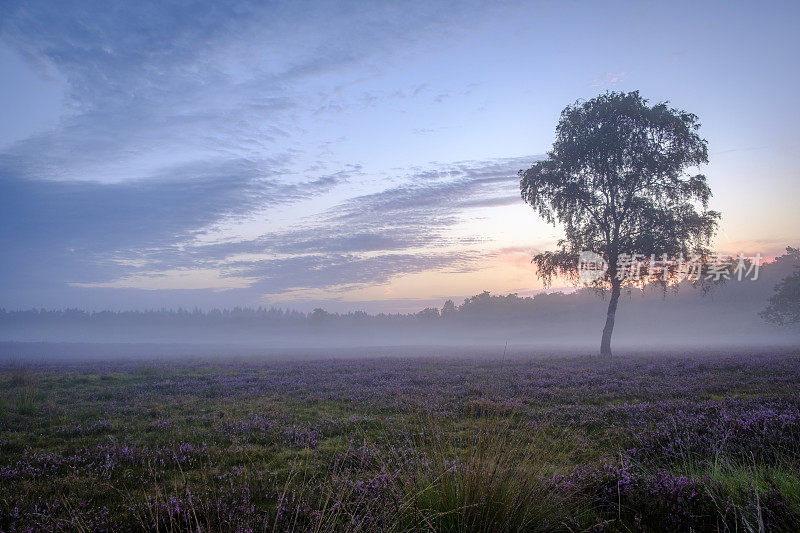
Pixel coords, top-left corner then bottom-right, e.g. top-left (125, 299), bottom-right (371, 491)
top-left (2, 252), bottom-right (798, 362)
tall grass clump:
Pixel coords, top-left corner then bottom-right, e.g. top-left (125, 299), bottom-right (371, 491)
top-left (6, 363), bottom-right (40, 416)
top-left (684, 455), bottom-right (800, 531)
top-left (390, 413), bottom-right (573, 532)
top-left (15, 385), bottom-right (39, 416)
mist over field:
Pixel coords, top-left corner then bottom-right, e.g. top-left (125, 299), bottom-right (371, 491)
top-left (2, 251), bottom-right (798, 361)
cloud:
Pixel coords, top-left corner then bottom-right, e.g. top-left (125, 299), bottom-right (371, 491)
top-left (164, 155), bottom-right (536, 263)
top-left (70, 268), bottom-right (257, 291)
top-left (331, 156), bottom-right (531, 220)
top-left (2, 155), bottom-right (534, 305)
top-left (245, 250), bottom-right (484, 295)
top-left (188, 156), bottom-right (538, 296)
top-left (0, 1), bottom-right (540, 308)
top-left (0, 0), bottom-right (496, 184)
top-left (0, 157), bottom-right (342, 251)
top-left (0, 157), bottom-right (348, 294)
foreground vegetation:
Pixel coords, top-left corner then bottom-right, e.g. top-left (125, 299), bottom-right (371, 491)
top-left (1, 352), bottom-right (799, 531)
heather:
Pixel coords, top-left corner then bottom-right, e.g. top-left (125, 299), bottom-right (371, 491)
top-left (1, 353), bottom-right (799, 531)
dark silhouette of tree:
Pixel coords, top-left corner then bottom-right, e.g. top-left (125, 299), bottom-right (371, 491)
top-left (519, 91), bottom-right (719, 358)
top-left (416, 307), bottom-right (441, 320)
top-left (309, 307), bottom-right (330, 325)
top-left (441, 299), bottom-right (456, 317)
top-left (761, 247), bottom-right (800, 327)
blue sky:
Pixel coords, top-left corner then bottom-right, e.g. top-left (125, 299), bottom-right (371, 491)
top-left (1, 0), bottom-right (798, 312)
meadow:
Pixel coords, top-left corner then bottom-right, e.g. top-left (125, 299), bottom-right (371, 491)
top-left (1, 351), bottom-right (799, 532)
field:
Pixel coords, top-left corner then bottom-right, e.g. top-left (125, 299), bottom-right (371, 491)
top-left (1, 352), bottom-right (799, 532)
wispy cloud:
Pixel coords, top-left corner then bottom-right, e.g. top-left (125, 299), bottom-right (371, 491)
top-left (1, 0), bottom-right (522, 306)
top-left (0, 0), bottom-right (497, 182)
top-left (191, 156), bottom-right (535, 296)
top-left (1, 153), bottom-right (535, 304)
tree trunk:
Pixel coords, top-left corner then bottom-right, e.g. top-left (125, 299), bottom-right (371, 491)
top-left (600, 279), bottom-right (621, 359)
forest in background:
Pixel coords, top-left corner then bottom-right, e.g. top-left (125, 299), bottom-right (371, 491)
top-left (2, 249), bottom-right (798, 351)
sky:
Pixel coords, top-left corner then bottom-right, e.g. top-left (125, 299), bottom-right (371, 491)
top-left (1, 0), bottom-right (798, 313)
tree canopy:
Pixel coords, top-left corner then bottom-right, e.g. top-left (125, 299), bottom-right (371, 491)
top-left (519, 91), bottom-right (720, 357)
top-left (761, 247), bottom-right (800, 327)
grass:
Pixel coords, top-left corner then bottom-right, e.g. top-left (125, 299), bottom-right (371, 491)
top-left (673, 455), bottom-right (800, 532)
top-left (1, 353), bottom-right (799, 531)
top-left (394, 417), bottom-right (570, 532)
top-left (14, 383), bottom-right (39, 416)
top-left (3, 363), bottom-right (40, 416)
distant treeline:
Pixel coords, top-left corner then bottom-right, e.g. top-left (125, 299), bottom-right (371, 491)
top-left (0, 290), bottom-right (586, 326)
top-left (1, 249), bottom-right (797, 347)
